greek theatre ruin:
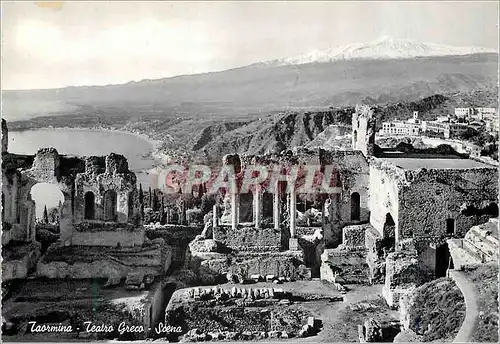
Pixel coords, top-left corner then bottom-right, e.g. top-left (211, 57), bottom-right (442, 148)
top-left (185, 106), bottom-right (498, 308)
top-left (1, 119), bottom-right (171, 281)
top-left (2, 102), bottom-right (498, 309)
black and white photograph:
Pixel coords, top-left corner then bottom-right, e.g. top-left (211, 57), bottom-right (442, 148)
top-left (1, 1), bottom-right (498, 343)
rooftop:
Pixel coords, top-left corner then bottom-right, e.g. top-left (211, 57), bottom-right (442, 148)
top-left (380, 157), bottom-right (493, 170)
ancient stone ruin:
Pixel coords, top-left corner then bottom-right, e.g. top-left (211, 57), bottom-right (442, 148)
top-left (2, 101), bottom-right (498, 341)
top-left (2, 119), bottom-right (171, 282)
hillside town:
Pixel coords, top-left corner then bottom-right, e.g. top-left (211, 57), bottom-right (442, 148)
top-left (379, 107), bottom-right (498, 162)
top-left (380, 107), bottom-right (498, 139)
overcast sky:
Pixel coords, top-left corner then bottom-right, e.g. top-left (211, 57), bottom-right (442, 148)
top-left (2, 1), bottom-right (498, 90)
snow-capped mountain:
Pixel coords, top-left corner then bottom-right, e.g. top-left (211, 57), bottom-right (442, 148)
top-left (272, 36), bottom-right (497, 65)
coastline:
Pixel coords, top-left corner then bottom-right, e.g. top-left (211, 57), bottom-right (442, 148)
top-left (9, 126), bottom-right (172, 173)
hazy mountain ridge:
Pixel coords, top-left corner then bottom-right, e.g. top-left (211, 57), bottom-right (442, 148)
top-left (2, 53), bottom-right (497, 122)
top-left (2, 39), bottom-right (497, 163)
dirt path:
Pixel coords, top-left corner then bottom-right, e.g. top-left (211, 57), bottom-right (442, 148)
top-left (449, 270), bottom-right (478, 343)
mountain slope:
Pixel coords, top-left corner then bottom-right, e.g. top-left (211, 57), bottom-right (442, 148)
top-left (6, 89), bottom-right (497, 164)
top-left (271, 36), bottom-right (497, 65)
top-left (2, 53), bottom-right (497, 122)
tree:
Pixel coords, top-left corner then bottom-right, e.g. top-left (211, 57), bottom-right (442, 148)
top-left (48, 207), bottom-right (59, 223)
top-left (139, 184), bottom-right (144, 207)
top-left (160, 197), bottom-right (165, 224)
top-left (43, 205), bottom-right (49, 224)
top-left (200, 193), bottom-right (217, 216)
top-left (148, 186), bottom-right (152, 208)
top-left (153, 190), bottom-right (159, 211)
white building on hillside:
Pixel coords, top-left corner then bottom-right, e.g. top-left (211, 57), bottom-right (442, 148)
top-left (455, 108), bottom-right (474, 117)
top-left (380, 111), bottom-right (421, 136)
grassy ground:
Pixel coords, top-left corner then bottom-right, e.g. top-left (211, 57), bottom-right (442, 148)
top-left (463, 263), bottom-right (499, 343)
top-left (408, 277), bottom-right (465, 342)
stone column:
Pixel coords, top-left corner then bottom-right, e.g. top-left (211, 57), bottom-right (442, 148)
top-left (273, 181), bottom-right (280, 229)
top-left (212, 204), bottom-right (219, 228)
top-left (231, 192), bottom-right (239, 230)
top-left (289, 186), bottom-right (296, 238)
top-left (254, 190), bottom-right (261, 229)
top-left (289, 187), bottom-right (299, 250)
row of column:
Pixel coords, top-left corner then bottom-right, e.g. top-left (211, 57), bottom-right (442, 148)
top-left (211, 182), bottom-right (297, 238)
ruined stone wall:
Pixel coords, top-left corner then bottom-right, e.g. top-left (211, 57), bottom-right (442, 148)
top-left (2, 119), bottom-right (8, 154)
top-left (19, 151), bottom-right (76, 243)
top-left (321, 150), bottom-right (370, 248)
top-left (239, 149), bottom-right (370, 248)
top-left (3, 154), bottom-right (41, 244)
top-left (2, 170), bottom-right (21, 225)
top-left (30, 148), bottom-right (61, 182)
top-left (368, 160), bottom-right (402, 239)
top-left (352, 105), bottom-right (376, 156)
top-left (36, 242), bottom-right (170, 279)
top-left (382, 250), bottom-right (422, 308)
top-left (342, 224), bottom-right (367, 248)
top-left (398, 167), bottom-right (498, 251)
top-left (74, 154), bottom-right (139, 224)
top-left (17, 199), bottom-right (36, 242)
top-left (70, 227), bottom-right (145, 247)
top-left (36, 258), bottom-right (160, 279)
top-left (320, 247), bottom-right (369, 284)
top-left (2, 242), bottom-right (42, 281)
top-left (213, 225), bottom-right (282, 251)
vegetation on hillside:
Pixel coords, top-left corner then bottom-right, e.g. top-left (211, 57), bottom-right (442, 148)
top-left (463, 264), bottom-right (498, 343)
top-left (408, 277), bottom-right (465, 341)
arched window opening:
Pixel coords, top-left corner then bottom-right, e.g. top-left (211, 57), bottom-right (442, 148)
top-left (29, 183), bottom-right (64, 222)
top-left (84, 191), bottom-right (95, 220)
top-left (350, 192), bottom-right (360, 221)
top-left (103, 190), bottom-right (117, 221)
